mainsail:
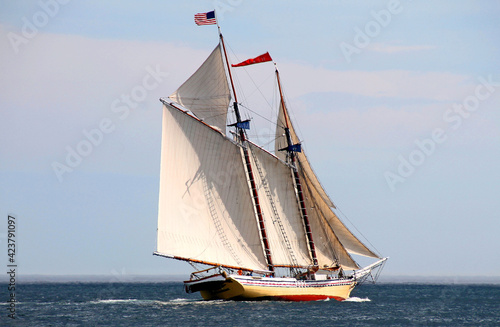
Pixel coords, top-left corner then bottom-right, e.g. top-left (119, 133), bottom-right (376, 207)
top-left (168, 44), bottom-right (231, 132)
top-left (157, 102), bottom-right (268, 271)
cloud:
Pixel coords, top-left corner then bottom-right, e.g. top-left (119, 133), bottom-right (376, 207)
top-left (269, 62), bottom-right (500, 152)
top-left (0, 26), bottom-right (216, 173)
top-left (368, 43), bottom-right (437, 54)
top-left (278, 62), bottom-right (471, 102)
top-left (1, 26), bottom-right (496, 175)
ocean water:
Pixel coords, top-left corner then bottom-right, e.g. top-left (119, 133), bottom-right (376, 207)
top-left (1, 282), bottom-right (499, 326)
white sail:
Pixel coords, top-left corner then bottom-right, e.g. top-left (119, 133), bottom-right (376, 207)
top-left (157, 103), bottom-right (268, 271)
top-left (275, 101), bottom-right (335, 208)
top-left (300, 179), bottom-right (360, 270)
top-left (275, 100), bottom-right (379, 261)
top-left (305, 177), bottom-right (379, 258)
top-left (247, 142), bottom-right (312, 267)
top-left (169, 44), bottom-right (231, 132)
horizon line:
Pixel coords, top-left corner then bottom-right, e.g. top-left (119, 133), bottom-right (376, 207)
top-left (1, 274), bottom-right (500, 285)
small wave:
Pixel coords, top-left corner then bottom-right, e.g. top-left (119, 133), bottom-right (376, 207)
top-left (344, 297), bottom-right (371, 302)
top-left (153, 298), bottom-right (194, 306)
top-left (170, 298), bottom-right (190, 302)
top-left (90, 299), bottom-right (144, 304)
top-left (155, 298), bottom-right (227, 306)
top-left (91, 298), bottom-right (206, 306)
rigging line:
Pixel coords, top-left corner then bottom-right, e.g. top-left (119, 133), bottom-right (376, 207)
top-left (197, 111), bottom-right (228, 120)
top-left (246, 134), bottom-right (281, 150)
top-left (262, 135), bottom-right (280, 149)
top-left (188, 261), bottom-right (200, 272)
top-left (334, 205), bottom-right (383, 258)
top-left (225, 42), bottom-right (276, 113)
top-left (247, 133), bottom-right (278, 137)
top-left (223, 42), bottom-right (248, 109)
top-left (244, 72), bottom-right (275, 106)
top-left (239, 103), bottom-right (280, 127)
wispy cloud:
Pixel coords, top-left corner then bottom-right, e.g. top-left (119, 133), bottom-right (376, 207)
top-left (278, 62), bottom-right (470, 102)
top-left (368, 43), bottom-right (437, 54)
top-left (1, 26), bottom-right (496, 174)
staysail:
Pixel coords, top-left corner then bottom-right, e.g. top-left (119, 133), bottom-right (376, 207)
top-left (168, 44), bottom-right (231, 132)
top-left (156, 102), bottom-right (268, 271)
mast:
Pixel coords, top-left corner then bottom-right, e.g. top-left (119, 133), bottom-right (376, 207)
top-left (276, 67), bottom-right (318, 268)
top-left (219, 32), bottom-right (275, 274)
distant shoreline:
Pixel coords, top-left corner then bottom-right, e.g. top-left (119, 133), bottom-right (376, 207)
top-left (1, 274), bottom-right (499, 284)
top-left (377, 275), bottom-right (500, 285)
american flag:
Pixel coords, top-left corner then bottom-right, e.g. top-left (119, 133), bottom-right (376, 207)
top-left (194, 11), bottom-right (216, 26)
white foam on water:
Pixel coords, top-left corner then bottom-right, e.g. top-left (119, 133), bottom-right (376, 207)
top-left (170, 298), bottom-right (190, 302)
top-left (90, 299), bottom-right (145, 304)
top-left (154, 298), bottom-right (227, 306)
top-left (344, 297), bottom-right (371, 302)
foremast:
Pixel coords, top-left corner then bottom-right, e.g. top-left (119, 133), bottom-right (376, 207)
top-left (219, 32), bottom-right (275, 274)
top-left (275, 67), bottom-right (319, 269)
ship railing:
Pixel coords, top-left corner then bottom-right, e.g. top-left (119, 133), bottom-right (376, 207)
top-left (189, 266), bottom-right (226, 281)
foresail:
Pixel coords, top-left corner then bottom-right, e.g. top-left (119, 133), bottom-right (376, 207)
top-left (305, 178), bottom-right (379, 259)
top-left (157, 103), bottom-right (267, 271)
top-left (275, 100), bottom-right (379, 265)
top-left (301, 181), bottom-right (360, 270)
top-left (168, 44), bottom-right (231, 132)
top-left (247, 142), bottom-right (312, 267)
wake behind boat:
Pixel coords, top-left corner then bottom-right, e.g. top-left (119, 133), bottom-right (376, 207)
top-left (154, 10), bottom-right (387, 301)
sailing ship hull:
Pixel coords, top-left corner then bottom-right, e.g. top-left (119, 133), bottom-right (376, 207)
top-left (185, 274), bottom-right (356, 301)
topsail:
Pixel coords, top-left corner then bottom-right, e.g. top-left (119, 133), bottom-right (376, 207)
top-left (168, 44), bottom-right (231, 132)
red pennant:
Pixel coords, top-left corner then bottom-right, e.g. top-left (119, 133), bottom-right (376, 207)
top-left (231, 52), bottom-right (273, 67)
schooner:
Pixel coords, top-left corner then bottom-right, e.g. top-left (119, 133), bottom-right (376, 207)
top-left (154, 11), bottom-right (387, 301)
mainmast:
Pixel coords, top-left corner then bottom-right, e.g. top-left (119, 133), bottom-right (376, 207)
top-left (276, 67), bottom-right (319, 268)
top-left (219, 32), bottom-right (275, 274)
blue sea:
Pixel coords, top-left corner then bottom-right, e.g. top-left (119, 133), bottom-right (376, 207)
top-left (2, 282), bottom-right (499, 326)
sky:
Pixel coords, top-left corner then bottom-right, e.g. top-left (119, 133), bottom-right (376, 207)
top-left (1, 1), bottom-right (499, 280)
